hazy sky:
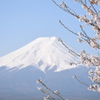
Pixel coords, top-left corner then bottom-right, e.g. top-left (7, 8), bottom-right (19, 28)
top-left (0, 0), bottom-right (97, 57)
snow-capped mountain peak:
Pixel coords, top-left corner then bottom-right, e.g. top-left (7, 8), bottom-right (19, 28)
top-left (0, 37), bottom-right (78, 72)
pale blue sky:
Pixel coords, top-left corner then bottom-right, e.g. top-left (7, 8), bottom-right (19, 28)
top-left (0, 0), bottom-right (97, 57)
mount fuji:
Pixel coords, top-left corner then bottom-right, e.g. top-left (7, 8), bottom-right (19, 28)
top-left (0, 37), bottom-right (99, 100)
top-left (0, 37), bottom-right (78, 72)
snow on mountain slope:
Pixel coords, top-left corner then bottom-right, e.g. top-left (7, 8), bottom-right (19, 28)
top-left (0, 37), bottom-right (79, 72)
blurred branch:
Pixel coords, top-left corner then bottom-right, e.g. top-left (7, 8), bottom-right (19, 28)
top-left (73, 75), bottom-right (89, 86)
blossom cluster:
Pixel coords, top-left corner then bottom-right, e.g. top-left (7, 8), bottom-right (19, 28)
top-left (80, 50), bottom-right (100, 67)
top-left (88, 84), bottom-right (100, 91)
top-left (77, 33), bottom-right (100, 49)
top-left (90, 0), bottom-right (100, 5)
top-left (54, 90), bottom-right (60, 95)
top-left (60, 2), bottom-right (66, 8)
top-left (44, 96), bottom-right (50, 100)
top-left (74, 0), bottom-right (100, 5)
top-left (88, 66), bottom-right (100, 85)
top-left (80, 3), bottom-right (100, 32)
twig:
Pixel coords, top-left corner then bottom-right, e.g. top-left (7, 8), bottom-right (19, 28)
top-left (59, 20), bottom-right (78, 36)
top-left (74, 75), bottom-right (89, 86)
top-left (80, 25), bottom-right (90, 40)
top-left (58, 38), bottom-right (80, 57)
top-left (52, 0), bottom-right (79, 18)
top-left (41, 81), bottom-right (65, 100)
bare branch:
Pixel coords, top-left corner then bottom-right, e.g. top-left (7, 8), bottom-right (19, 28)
top-left (73, 75), bottom-right (89, 86)
top-left (58, 38), bottom-right (80, 57)
top-left (59, 20), bottom-right (79, 36)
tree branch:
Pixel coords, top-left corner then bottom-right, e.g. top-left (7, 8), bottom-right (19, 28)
top-left (73, 75), bottom-right (89, 86)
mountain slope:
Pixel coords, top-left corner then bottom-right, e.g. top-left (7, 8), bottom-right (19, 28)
top-left (0, 37), bottom-right (99, 100)
top-left (0, 37), bottom-right (78, 72)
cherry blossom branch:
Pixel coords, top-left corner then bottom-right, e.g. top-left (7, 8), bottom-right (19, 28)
top-left (37, 79), bottom-right (66, 100)
top-left (59, 20), bottom-right (89, 45)
top-left (53, 0), bottom-right (100, 33)
top-left (52, 0), bottom-right (100, 93)
top-left (37, 87), bottom-right (55, 100)
top-left (59, 20), bottom-right (100, 49)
